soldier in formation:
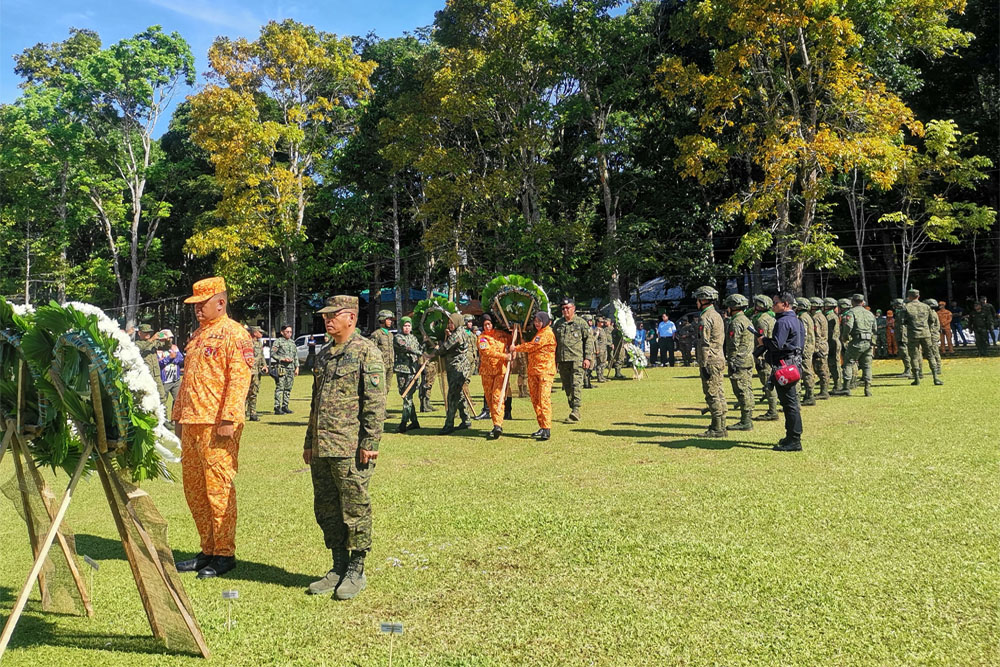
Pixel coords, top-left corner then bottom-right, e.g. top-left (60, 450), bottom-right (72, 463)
top-left (750, 295), bottom-right (779, 421)
top-left (593, 317), bottom-right (608, 382)
top-left (693, 286), bottom-right (727, 438)
top-left (676, 317), bottom-right (695, 367)
top-left (271, 324), bottom-right (299, 414)
top-left (245, 325), bottom-right (267, 421)
top-left (901, 288), bottom-right (943, 385)
top-left (970, 301), bottom-right (993, 355)
top-left (924, 299), bottom-right (944, 374)
top-left (582, 314), bottom-right (597, 388)
top-left (891, 298), bottom-right (912, 378)
top-left (429, 313), bottom-right (473, 434)
top-left (393, 316), bottom-right (422, 433)
top-left (723, 294), bottom-right (755, 430)
top-left (832, 294), bottom-right (876, 397)
top-left (369, 309), bottom-right (395, 395)
top-left (552, 297), bottom-right (593, 422)
top-left (305, 296), bottom-right (385, 601)
top-left (824, 298), bottom-right (841, 393)
top-left (795, 298), bottom-right (817, 406)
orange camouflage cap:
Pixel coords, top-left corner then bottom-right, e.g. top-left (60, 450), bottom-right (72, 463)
top-left (317, 295), bottom-right (359, 314)
top-left (184, 276), bottom-right (227, 303)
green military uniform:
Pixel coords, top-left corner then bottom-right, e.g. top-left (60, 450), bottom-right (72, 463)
top-left (245, 328), bottom-right (266, 420)
top-left (902, 290), bottom-right (942, 385)
top-left (724, 295), bottom-right (755, 430)
top-left (834, 295), bottom-right (876, 396)
top-left (837, 298), bottom-right (855, 388)
top-left (393, 317), bottom-right (422, 433)
top-left (677, 320), bottom-right (695, 366)
top-left (875, 311), bottom-right (888, 358)
top-left (970, 305), bottom-right (992, 355)
top-left (582, 314), bottom-right (596, 388)
top-left (369, 310), bottom-right (395, 396)
top-left (796, 299), bottom-right (817, 405)
top-left (135, 325), bottom-right (169, 404)
top-left (603, 322), bottom-right (615, 377)
top-left (923, 299), bottom-right (944, 376)
top-left (432, 314), bottom-right (472, 433)
top-left (750, 296), bottom-right (778, 420)
top-left (271, 334), bottom-right (299, 413)
top-left (553, 305), bottom-right (593, 421)
top-left (419, 353), bottom-right (437, 412)
top-left (305, 296), bottom-right (385, 601)
top-left (593, 321), bottom-right (609, 381)
top-left (809, 297), bottom-right (831, 398)
top-left (694, 286), bottom-right (727, 437)
top-left (823, 298), bottom-right (841, 392)
top-left (892, 298), bottom-right (912, 378)
top-left (611, 326), bottom-right (627, 378)
top-left (464, 316), bottom-right (479, 377)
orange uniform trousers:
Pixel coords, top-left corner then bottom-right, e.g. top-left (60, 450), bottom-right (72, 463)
top-left (481, 373), bottom-right (507, 427)
top-left (181, 424), bottom-right (243, 557)
top-left (527, 374), bottom-right (554, 428)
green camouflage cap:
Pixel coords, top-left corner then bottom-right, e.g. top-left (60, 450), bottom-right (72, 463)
top-left (724, 293), bottom-right (748, 308)
top-left (852, 293), bottom-right (866, 303)
top-left (693, 285), bottom-right (718, 300)
top-left (317, 295), bottom-right (359, 314)
top-left (753, 294), bottom-right (771, 309)
top-left (823, 297), bottom-right (837, 308)
top-left (809, 296), bottom-right (823, 308)
top-left (377, 309), bottom-right (393, 320)
top-left (838, 298), bottom-right (852, 309)
top-left (584, 314), bottom-right (594, 322)
top-left (400, 316), bottom-right (412, 325)
top-left (795, 297), bottom-right (812, 310)
top-left (464, 314), bottom-right (475, 322)
top-left (923, 298), bottom-right (939, 309)
top-left (247, 325), bottom-right (262, 334)
top-left (137, 324), bottom-right (154, 333)
top-left (906, 288), bottom-right (920, 298)
top-left (891, 297), bottom-right (904, 307)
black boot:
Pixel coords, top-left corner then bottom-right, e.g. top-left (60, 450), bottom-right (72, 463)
top-left (773, 438), bottom-right (802, 452)
top-left (176, 552), bottom-right (211, 573)
top-left (409, 415), bottom-right (420, 430)
top-left (439, 422), bottom-right (455, 435)
top-left (503, 397), bottom-right (512, 420)
top-left (473, 406), bottom-right (491, 421)
top-left (197, 555), bottom-right (236, 579)
top-left (536, 428), bottom-right (550, 441)
top-left (486, 426), bottom-right (503, 440)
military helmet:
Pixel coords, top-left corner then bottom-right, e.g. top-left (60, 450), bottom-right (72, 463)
top-left (923, 298), bottom-right (939, 309)
top-left (724, 293), bottom-right (748, 308)
top-left (838, 298), bottom-right (852, 309)
top-left (463, 314), bottom-right (475, 323)
top-left (891, 297), bottom-right (905, 307)
top-left (906, 288), bottom-right (920, 298)
top-left (753, 294), bottom-right (771, 309)
top-left (377, 309), bottom-right (393, 321)
top-left (794, 297), bottom-right (811, 310)
top-left (400, 316), bottom-right (412, 325)
top-left (809, 296), bottom-right (823, 308)
top-left (693, 285), bottom-right (718, 300)
top-left (823, 297), bottom-right (837, 308)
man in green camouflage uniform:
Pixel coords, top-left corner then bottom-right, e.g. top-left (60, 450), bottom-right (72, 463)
top-left (393, 316), bottom-right (422, 433)
top-left (875, 310), bottom-right (888, 358)
top-left (593, 318), bottom-right (609, 382)
top-left (809, 297), bottom-right (831, 399)
top-left (724, 294), bottom-right (755, 430)
top-left (369, 309), bottom-right (395, 396)
top-left (611, 322), bottom-right (627, 379)
top-left (305, 296), bottom-right (385, 601)
top-left (582, 314), bottom-right (596, 388)
top-left (135, 324), bottom-right (170, 404)
top-left (892, 298), bottom-right (912, 378)
top-left (418, 353), bottom-right (437, 412)
top-left (902, 288), bottom-right (942, 385)
top-left (823, 298), bottom-right (841, 393)
top-left (970, 302), bottom-right (992, 355)
top-left (464, 315), bottom-right (479, 376)
top-left (430, 313), bottom-right (472, 434)
top-left (833, 294), bottom-right (876, 397)
top-left (795, 298), bottom-right (817, 405)
top-left (602, 319), bottom-right (615, 378)
top-left (750, 295), bottom-right (779, 421)
top-left (923, 299), bottom-right (944, 377)
top-left (271, 325), bottom-right (299, 414)
top-left (553, 297), bottom-right (593, 422)
top-left (245, 325), bottom-right (267, 421)
top-left (677, 318), bottom-right (695, 366)
top-left (694, 286), bottom-right (727, 437)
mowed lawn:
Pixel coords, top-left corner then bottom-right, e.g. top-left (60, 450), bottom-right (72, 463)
top-left (1, 356), bottom-right (998, 666)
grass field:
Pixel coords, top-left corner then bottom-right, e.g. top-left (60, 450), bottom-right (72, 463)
top-left (2, 356), bottom-right (998, 666)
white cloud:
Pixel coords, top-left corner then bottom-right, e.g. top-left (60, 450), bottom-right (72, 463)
top-left (146, 0), bottom-right (262, 35)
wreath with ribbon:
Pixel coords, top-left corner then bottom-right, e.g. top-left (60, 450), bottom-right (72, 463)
top-left (412, 296), bottom-right (459, 343)
top-left (481, 275), bottom-right (550, 331)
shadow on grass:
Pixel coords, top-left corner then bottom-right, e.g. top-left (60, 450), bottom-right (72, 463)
top-left (613, 421), bottom-right (704, 430)
top-left (267, 421), bottom-right (311, 427)
top-left (72, 535), bottom-right (315, 589)
top-left (648, 438), bottom-right (773, 451)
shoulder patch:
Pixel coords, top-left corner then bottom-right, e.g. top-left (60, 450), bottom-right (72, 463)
top-left (534, 336), bottom-right (541, 343)
top-left (242, 344), bottom-right (255, 367)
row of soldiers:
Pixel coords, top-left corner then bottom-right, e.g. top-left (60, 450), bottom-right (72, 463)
top-left (696, 286), bottom-right (946, 438)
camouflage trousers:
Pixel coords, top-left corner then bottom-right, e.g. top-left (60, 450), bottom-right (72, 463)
top-left (444, 368), bottom-right (470, 426)
top-left (843, 343), bottom-right (872, 388)
top-left (679, 342), bottom-right (693, 366)
top-left (973, 328), bottom-right (990, 355)
top-left (907, 337), bottom-right (940, 379)
top-left (728, 366), bottom-right (754, 418)
top-left (700, 363), bottom-right (727, 419)
top-left (558, 361), bottom-right (584, 411)
top-left (898, 336), bottom-right (911, 373)
top-left (245, 373), bottom-right (261, 418)
top-left (756, 362), bottom-right (777, 414)
top-left (396, 372), bottom-right (416, 423)
top-left (273, 366), bottom-right (295, 411)
top-left (799, 349), bottom-right (816, 398)
top-left (594, 349), bottom-right (607, 381)
top-left (419, 360), bottom-right (437, 410)
top-left (311, 454), bottom-right (373, 552)
top-left (813, 351), bottom-right (831, 394)
top-left (828, 343), bottom-right (841, 389)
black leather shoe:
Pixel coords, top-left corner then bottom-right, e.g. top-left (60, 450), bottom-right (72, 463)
top-left (439, 424), bottom-right (455, 435)
top-left (197, 556), bottom-right (236, 579)
top-left (531, 428), bottom-right (545, 438)
top-left (536, 429), bottom-right (550, 441)
top-left (486, 426), bottom-right (502, 440)
top-left (248, 414), bottom-right (260, 421)
top-left (459, 420), bottom-right (472, 430)
top-left (284, 408), bottom-right (294, 414)
top-left (773, 440), bottom-right (802, 452)
top-left (176, 552), bottom-right (211, 573)
top-left (472, 408), bottom-right (490, 421)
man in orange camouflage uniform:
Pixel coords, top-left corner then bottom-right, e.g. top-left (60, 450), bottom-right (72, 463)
top-left (172, 277), bottom-right (254, 579)
top-left (478, 314), bottom-right (511, 440)
top-left (513, 311), bottom-right (557, 441)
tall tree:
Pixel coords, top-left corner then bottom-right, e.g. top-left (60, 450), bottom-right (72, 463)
top-left (188, 19), bottom-right (376, 328)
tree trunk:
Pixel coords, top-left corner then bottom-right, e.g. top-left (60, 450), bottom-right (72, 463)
top-left (597, 150), bottom-right (620, 303)
top-left (392, 180), bottom-right (402, 320)
top-left (751, 260), bottom-right (763, 295)
top-left (56, 161), bottom-right (69, 302)
top-left (370, 263), bottom-right (380, 332)
top-left (24, 219), bottom-right (31, 305)
top-left (881, 231), bottom-right (899, 300)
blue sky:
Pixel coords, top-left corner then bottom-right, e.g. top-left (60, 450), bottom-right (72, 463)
top-left (1, 0), bottom-right (445, 134)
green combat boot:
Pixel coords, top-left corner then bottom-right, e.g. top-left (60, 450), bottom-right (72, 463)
top-left (567, 410), bottom-right (580, 423)
top-left (335, 551), bottom-right (367, 601)
top-left (864, 383), bottom-right (872, 397)
top-left (754, 410), bottom-right (779, 421)
top-left (729, 412), bottom-right (753, 431)
top-left (308, 548), bottom-right (348, 596)
top-left (699, 416), bottom-right (727, 438)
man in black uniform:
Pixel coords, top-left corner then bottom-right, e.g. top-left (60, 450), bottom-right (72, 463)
top-left (761, 292), bottom-right (805, 452)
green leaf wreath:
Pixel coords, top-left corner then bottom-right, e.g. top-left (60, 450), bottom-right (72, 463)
top-left (412, 296), bottom-right (458, 343)
top-left (481, 275), bottom-right (550, 330)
